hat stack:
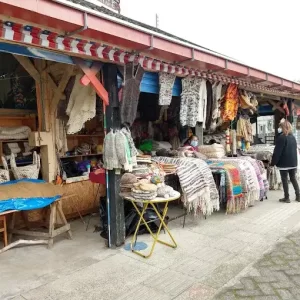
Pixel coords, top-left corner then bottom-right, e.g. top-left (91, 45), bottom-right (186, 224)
top-left (120, 173), bottom-right (138, 193)
top-left (131, 179), bottom-right (157, 200)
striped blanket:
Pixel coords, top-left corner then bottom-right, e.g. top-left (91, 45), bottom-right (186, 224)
top-left (209, 162), bottom-right (244, 214)
top-left (209, 158), bottom-right (260, 207)
top-left (239, 156), bottom-right (266, 200)
top-left (152, 157), bottom-right (219, 216)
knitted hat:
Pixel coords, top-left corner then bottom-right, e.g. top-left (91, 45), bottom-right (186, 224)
top-left (120, 173), bottom-right (137, 185)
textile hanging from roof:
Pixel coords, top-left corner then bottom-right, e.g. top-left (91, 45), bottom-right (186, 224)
top-left (159, 72), bottom-right (176, 106)
top-left (180, 77), bottom-right (207, 128)
top-left (222, 83), bottom-right (239, 122)
top-left (210, 82), bottom-right (223, 132)
top-left (66, 73), bottom-right (96, 134)
top-left (120, 63), bottom-right (144, 125)
top-left (152, 156), bottom-right (219, 216)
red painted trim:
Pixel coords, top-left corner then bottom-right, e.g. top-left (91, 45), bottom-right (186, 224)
top-left (0, 0), bottom-right (298, 95)
top-left (73, 57), bottom-right (109, 105)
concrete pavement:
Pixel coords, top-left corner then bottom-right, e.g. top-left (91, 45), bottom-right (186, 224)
top-left (2, 188), bottom-right (300, 299)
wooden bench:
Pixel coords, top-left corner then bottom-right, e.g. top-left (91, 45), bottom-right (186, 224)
top-left (0, 197), bottom-right (72, 252)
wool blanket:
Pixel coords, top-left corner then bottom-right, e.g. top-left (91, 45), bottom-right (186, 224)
top-left (209, 162), bottom-right (244, 214)
top-left (209, 158), bottom-right (260, 207)
top-left (152, 157), bottom-right (219, 216)
top-left (0, 126), bottom-right (31, 140)
top-left (239, 156), bottom-right (266, 200)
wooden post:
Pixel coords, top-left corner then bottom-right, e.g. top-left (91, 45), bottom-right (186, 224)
top-left (195, 123), bottom-right (203, 145)
top-left (102, 63), bottom-right (125, 248)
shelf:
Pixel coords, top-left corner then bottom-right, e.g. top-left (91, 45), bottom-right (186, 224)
top-left (60, 153), bottom-right (103, 159)
top-left (0, 139), bottom-right (29, 143)
top-left (67, 134), bottom-right (103, 137)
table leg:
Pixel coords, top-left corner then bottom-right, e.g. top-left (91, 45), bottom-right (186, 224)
top-left (8, 212), bottom-right (16, 244)
top-left (130, 202), bottom-right (149, 252)
top-left (2, 215), bottom-right (7, 247)
top-left (130, 201), bottom-right (177, 259)
top-left (48, 202), bottom-right (57, 249)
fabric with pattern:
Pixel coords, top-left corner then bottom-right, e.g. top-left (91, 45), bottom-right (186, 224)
top-left (209, 158), bottom-right (260, 207)
top-left (209, 162), bottom-right (244, 214)
top-left (159, 72), bottom-right (176, 106)
top-left (153, 156), bottom-right (219, 216)
top-left (180, 77), bottom-right (202, 127)
top-left (120, 63), bottom-right (144, 125)
top-left (222, 83), bottom-right (239, 122)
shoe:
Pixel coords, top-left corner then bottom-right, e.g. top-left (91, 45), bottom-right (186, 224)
top-left (296, 195), bottom-right (300, 202)
top-left (279, 198), bottom-right (291, 203)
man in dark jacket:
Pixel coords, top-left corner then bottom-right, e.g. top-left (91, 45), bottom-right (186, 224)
top-left (271, 120), bottom-right (300, 203)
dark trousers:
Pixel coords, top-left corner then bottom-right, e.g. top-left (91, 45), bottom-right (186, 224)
top-left (280, 169), bottom-right (300, 199)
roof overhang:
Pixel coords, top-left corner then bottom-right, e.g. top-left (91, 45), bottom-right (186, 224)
top-left (0, 0), bottom-right (300, 99)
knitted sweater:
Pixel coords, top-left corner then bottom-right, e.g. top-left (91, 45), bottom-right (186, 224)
top-left (103, 131), bottom-right (121, 170)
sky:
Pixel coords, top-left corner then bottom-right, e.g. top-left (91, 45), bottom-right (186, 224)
top-left (120, 0), bottom-right (300, 81)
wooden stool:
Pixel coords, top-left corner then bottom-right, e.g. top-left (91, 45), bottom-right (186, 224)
top-left (10, 199), bottom-right (72, 249)
top-left (0, 215), bottom-right (8, 247)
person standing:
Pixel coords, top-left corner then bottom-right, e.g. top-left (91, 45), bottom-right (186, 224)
top-left (271, 120), bottom-right (300, 203)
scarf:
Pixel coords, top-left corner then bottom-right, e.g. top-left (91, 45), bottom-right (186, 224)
top-left (222, 83), bottom-right (239, 122)
top-left (153, 157), bottom-right (219, 216)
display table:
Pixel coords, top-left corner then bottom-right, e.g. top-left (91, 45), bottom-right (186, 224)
top-left (124, 191), bottom-right (181, 259)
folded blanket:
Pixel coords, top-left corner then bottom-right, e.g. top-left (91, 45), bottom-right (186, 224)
top-left (209, 162), bottom-right (244, 214)
top-left (153, 156), bottom-right (219, 216)
top-left (0, 126), bottom-right (31, 140)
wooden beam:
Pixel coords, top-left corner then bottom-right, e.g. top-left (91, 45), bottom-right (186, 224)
top-left (13, 55), bottom-right (40, 82)
top-left (51, 65), bottom-right (74, 113)
top-left (267, 100), bottom-right (285, 113)
top-left (73, 57), bottom-right (109, 105)
top-left (46, 73), bottom-right (66, 100)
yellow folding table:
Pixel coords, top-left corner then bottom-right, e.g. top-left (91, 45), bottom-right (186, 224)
top-left (124, 191), bottom-right (181, 258)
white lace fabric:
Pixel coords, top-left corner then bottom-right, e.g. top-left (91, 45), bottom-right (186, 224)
top-left (66, 74), bottom-right (96, 134)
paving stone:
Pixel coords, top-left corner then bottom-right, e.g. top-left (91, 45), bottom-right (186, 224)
top-left (215, 228), bottom-right (300, 300)
top-left (257, 283), bottom-right (277, 295)
top-left (276, 289), bottom-right (294, 300)
top-left (143, 270), bottom-right (195, 297)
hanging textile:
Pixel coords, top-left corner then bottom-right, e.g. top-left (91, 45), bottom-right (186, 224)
top-left (180, 77), bottom-right (203, 127)
top-left (120, 63), bottom-right (144, 125)
top-left (210, 82), bottom-right (223, 132)
top-left (55, 119), bottom-right (68, 156)
top-left (103, 131), bottom-right (121, 170)
top-left (199, 79), bottom-right (207, 127)
top-left (222, 83), bottom-right (239, 122)
top-left (66, 73), bottom-right (96, 134)
top-left (236, 116), bottom-right (253, 150)
top-left (159, 72), bottom-right (176, 106)
top-left (205, 81), bottom-right (213, 130)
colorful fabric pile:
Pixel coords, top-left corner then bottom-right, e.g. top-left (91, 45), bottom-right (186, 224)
top-left (239, 156), bottom-right (266, 200)
top-left (153, 156), bottom-right (219, 216)
top-left (209, 162), bottom-right (244, 214)
top-left (209, 158), bottom-right (260, 207)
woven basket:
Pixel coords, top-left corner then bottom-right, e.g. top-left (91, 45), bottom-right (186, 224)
top-left (0, 156), bottom-right (10, 183)
top-left (10, 151), bottom-right (40, 180)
